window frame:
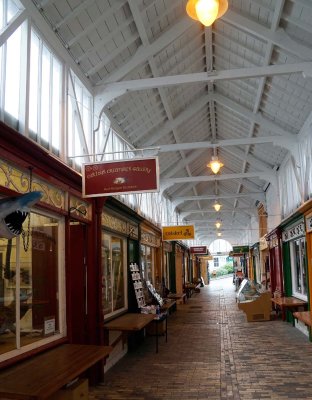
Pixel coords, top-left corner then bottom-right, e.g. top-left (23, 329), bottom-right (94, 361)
top-left (102, 232), bottom-right (128, 320)
top-left (0, 207), bottom-right (66, 363)
top-left (290, 237), bottom-right (307, 301)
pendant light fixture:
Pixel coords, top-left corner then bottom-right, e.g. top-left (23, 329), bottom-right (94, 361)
top-left (217, 232), bottom-right (222, 237)
top-left (215, 220), bottom-right (221, 229)
top-left (207, 155), bottom-right (224, 174)
top-left (186, 0), bottom-right (229, 27)
top-left (213, 201), bottom-right (221, 212)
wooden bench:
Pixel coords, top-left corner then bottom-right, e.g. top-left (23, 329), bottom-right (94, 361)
top-left (0, 343), bottom-right (112, 399)
top-left (271, 296), bottom-right (308, 322)
top-left (293, 311), bottom-right (312, 327)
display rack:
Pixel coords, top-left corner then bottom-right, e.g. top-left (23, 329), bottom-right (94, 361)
top-left (145, 280), bottom-right (164, 306)
top-left (129, 263), bottom-right (146, 308)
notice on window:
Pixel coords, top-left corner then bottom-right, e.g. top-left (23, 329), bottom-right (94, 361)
top-left (44, 316), bottom-right (55, 336)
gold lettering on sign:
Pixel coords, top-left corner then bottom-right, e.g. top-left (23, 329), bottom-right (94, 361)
top-left (128, 223), bottom-right (139, 239)
top-left (282, 222), bottom-right (304, 242)
top-left (102, 214), bottom-right (127, 234)
top-left (0, 158), bottom-right (65, 210)
top-left (141, 230), bottom-right (160, 247)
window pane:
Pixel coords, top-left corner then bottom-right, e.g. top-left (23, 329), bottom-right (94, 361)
top-left (40, 45), bottom-right (50, 142)
top-left (0, 212), bottom-right (61, 356)
top-left (29, 31), bottom-right (40, 133)
top-left (4, 26), bottom-right (21, 119)
top-left (0, 237), bottom-right (17, 354)
top-left (101, 233), bottom-right (126, 318)
top-left (141, 245), bottom-right (153, 283)
top-left (102, 234), bottom-right (112, 315)
top-left (112, 237), bottom-right (124, 310)
top-left (52, 58), bottom-right (61, 150)
top-left (300, 239), bottom-right (307, 296)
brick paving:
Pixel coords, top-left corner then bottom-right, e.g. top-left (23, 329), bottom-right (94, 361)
top-left (90, 277), bottom-right (312, 400)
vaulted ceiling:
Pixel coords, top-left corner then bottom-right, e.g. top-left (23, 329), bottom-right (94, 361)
top-left (28, 0), bottom-right (312, 244)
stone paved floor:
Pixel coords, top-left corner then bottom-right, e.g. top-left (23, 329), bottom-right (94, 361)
top-left (90, 277), bottom-right (312, 400)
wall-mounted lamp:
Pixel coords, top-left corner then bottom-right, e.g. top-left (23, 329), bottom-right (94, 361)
top-left (186, 0), bottom-right (229, 27)
top-left (213, 201), bottom-right (222, 212)
top-left (207, 155), bottom-right (224, 174)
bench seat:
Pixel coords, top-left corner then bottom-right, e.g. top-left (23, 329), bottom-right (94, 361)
top-left (293, 311), bottom-right (312, 327)
top-left (0, 344), bottom-right (112, 400)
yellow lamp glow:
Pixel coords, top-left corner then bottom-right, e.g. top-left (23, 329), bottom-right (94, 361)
top-left (215, 221), bottom-right (221, 229)
top-left (213, 201), bottom-right (221, 211)
top-left (207, 155), bottom-right (224, 174)
top-left (186, 0), bottom-right (229, 27)
top-left (217, 232), bottom-right (222, 237)
top-left (196, 0), bottom-right (219, 26)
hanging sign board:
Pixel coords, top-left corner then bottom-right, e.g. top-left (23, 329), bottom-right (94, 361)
top-left (82, 157), bottom-right (159, 197)
top-left (229, 245), bottom-right (250, 256)
top-left (190, 246), bottom-right (207, 254)
top-left (162, 225), bottom-right (195, 241)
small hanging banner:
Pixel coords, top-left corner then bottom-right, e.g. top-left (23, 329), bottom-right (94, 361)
top-left (82, 157), bottom-right (159, 197)
top-left (162, 225), bottom-right (195, 241)
top-left (190, 246), bottom-right (207, 254)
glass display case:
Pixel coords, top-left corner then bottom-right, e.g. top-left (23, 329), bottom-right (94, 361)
top-left (236, 278), bottom-right (272, 322)
top-left (236, 278), bottom-right (263, 303)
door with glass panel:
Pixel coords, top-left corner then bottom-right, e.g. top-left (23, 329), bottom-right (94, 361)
top-left (102, 233), bottom-right (127, 319)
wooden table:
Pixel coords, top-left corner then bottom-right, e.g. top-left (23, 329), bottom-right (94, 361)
top-left (103, 313), bottom-right (167, 353)
top-left (167, 293), bottom-right (187, 304)
top-left (161, 299), bottom-right (176, 314)
top-left (271, 296), bottom-right (308, 322)
top-left (0, 343), bottom-right (112, 400)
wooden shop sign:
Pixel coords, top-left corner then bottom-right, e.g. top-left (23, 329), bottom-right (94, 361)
top-left (190, 246), bottom-right (207, 254)
top-left (162, 225), bottom-right (195, 241)
top-left (82, 157), bottom-right (159, 197)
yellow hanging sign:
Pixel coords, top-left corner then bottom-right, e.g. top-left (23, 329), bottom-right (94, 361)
top-left (162, 225), bottom-right (195, 241)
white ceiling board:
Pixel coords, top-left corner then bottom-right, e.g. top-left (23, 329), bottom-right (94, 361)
top-left (29, 0), bottom-right (312, 244)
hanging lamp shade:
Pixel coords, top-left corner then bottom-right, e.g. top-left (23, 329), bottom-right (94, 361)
top-left (186, 0), bottom-right (229, 27)
top-left (215, 221), bottom-right (221, 229)
top-left (207, 155), bottom-right (224, 174)
top-left (213, 201), bottom-right (221, 212)
top-left (217, 232), bottom-right (222, 237)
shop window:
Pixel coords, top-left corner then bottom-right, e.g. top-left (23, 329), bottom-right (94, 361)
top-left (290, 238), bottom-right (307, 300)
top-left (140, 244), bottom-right (154, 283)
top-left (0, 211), bottom-right (64, 359)
top-left (102, 234), bottom-right (127, 319)
top-left (213, 257), bottom-right (219, 268)
top-left (163, 252), bottom-right (170, 290)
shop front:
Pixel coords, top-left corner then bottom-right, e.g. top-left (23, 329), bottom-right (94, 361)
top-left (140, 221), bottom-right (161, 292)
top-left (0, 124), bottom-right (98, 376)
top-left (259, 235), bottom-right (270, 290)
top-left (266, 228), bottom-right (283, 297)
top-left (281, 217), bottom-right (308, 331)
top-left (162, 241), bottom-right (173, 295)
top-left (101, 199), bottom-right (141, 321)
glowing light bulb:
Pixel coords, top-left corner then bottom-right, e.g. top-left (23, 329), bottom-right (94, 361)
top-left (195, 0), bottom-right (219, 27)
top-left (207, 155), bottom-right (224, 174)
top-left (214, 202), bottom-right (221, 212)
